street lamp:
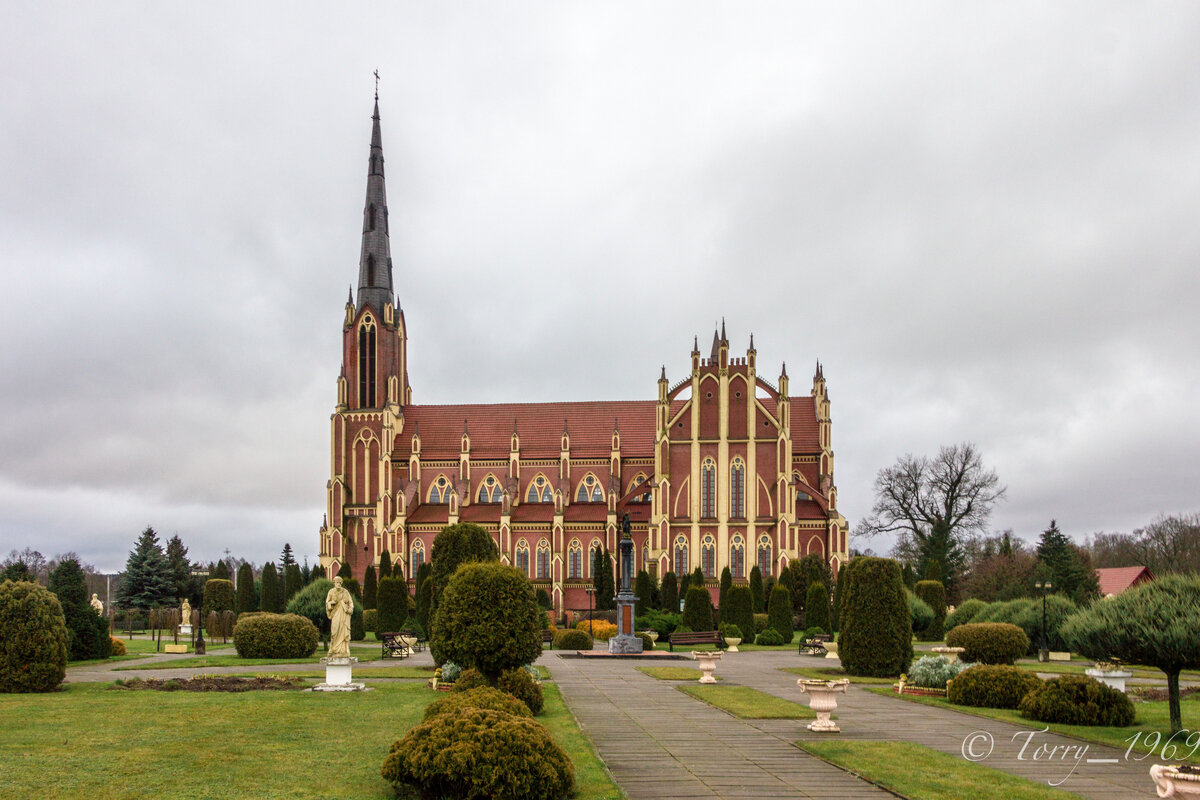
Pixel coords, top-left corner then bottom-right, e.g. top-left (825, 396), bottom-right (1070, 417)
top-left (1035, 581), bottom-right (1052, 662)
top-left (584, 586), bottom-right (595, 637)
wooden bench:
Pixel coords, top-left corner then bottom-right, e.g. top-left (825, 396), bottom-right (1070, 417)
top-left (542, 630), bottom-right (554, 649)
top-left (799, 634), bottom-right (832, 656)
top-left (668, 630), bottom-right (726, 652)
top-left (379, 631), bottom-right (412, 659)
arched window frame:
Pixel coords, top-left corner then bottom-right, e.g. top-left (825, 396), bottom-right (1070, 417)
top-left (730, 458), bottom-right (746, 518)
top-left (757, 534), bottom-right (773, 578)
top-left (629, 473), bottom-right (651, 502)
top-left (515, 539), bottom-right (530, 576)
top-left (411, 540), bottom-right (425, 576)
top-left (701, 535), bottom-right (716, 578)
top-left (477, 474), bottom-right (502, 503)
top-left (428, 475), bottom-right (450, 504)
top-left (526, 474), bottom-right (552, 503)
top-left (575, 473), bottom-right (604, 503)
top-left (357, 316), bottom-right (376, 408)
top-left (730, 536), bottom-right (745, 578)
top-left (673, 535), bottom-right (689, 577)
top-left (567, 540), bottom-right (583, 579)
top-left (701, 458), bottom-right (716, 519)
top-left (536, 541), bottom-right (551, 579)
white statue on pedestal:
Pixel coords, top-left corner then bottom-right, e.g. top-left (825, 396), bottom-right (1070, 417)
top-left (90, 593), bottom-right (104, 616)
top-left (325, 577), bottom-right (353, 659)
top-left (180, 599), bottom-right (191, 627)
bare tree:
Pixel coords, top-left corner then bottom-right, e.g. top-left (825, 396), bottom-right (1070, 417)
top-left (859, 442), bottom-right (1005, 590)
top-left (1133, 513), bottom-right (1200, 575)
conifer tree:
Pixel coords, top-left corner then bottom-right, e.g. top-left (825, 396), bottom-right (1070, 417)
top-left (749, 565), bottom-right (765, 613)
top-left (260, 562), bottom-right (282, 613)
top-left (767, 584), bottom-right (794, 643)
top-left (377, 576), bottom-right (408, 634)
top-left (115, 527), bottom-right (173, 612)
top-left (1036, 519), bottom-right (1100, 603)
top-left (718, 567), bottom-right (733, 622)
top-left (284, 564), bottom-right (302, 605)
top-left (635, 570), bottom-right (653, 617)
top-left (337, 561), bottom-right (352, 581)
top-left (363, 565), bottom-right (378, 610)
top-left (279, 542), bottom-right (296, 571)
top-left (212, 560), bottom-right (230, 580)
top-left (660, 571), bottom-right (678, 612)
top-left (378, 550), bottom-right (393, 579)
top-left (414, 562), bottom-right (432, 634)
top-left (165, 535), bottom-right (198, 605)
top-left (49, 557), bottom-right (110, 661)
top-left (682, 585), bottom-right (715, 632)
top-left (235, 562), bottom-right (257, 614)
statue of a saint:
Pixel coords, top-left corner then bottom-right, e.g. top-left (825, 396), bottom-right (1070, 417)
top-left (90, 593), bottom-right (104, 616)
top-left (325, 576), bottom-right (353, 658)
top-left (180, 599), bottom-right (191, 627)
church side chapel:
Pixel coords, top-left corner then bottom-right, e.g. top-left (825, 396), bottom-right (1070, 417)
top-left (318, 96), bottom-right (849, 614)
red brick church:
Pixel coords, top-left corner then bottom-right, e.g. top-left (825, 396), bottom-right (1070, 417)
top-left (317, 97), bottom-right (849, 613)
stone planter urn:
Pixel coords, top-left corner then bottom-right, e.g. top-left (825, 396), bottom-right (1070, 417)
top-left (797, 678), bottom-right (849, 732)
top-left (1150, 764), bottom-right (1200, 797)
top-left (931, 646), bottom-right (965, 663)
top-left (824, 640), bottom-right (839, 660)
top-left (1085, 667), bottom-right (1133, 693)
top-left (725, 637), bottom-right (742, 653)
top-left (642, 630), bottom-right (659, 643)
top-left (691, 651), bottom-right (722, 683)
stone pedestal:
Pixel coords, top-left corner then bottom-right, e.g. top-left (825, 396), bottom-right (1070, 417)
top-left (797, 678), bottom-right (849, 732)
top-left (824, 641), bottom-right (839, 660)
top-left (313, 657), bottom-right (365, 692)
top-left (178, 624), bottom-right (193, 637)
top-left (692, 651), bottom-right (722, 683)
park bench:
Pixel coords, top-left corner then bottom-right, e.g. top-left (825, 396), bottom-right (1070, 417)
top-left (542, 629), bottom-right (555, 648)
top-left (668, 630), bottom-right (726, 652)
top-left (379, 631), bottom-right (412, 659)
top-left (799, 634), bottom-right (832, 656)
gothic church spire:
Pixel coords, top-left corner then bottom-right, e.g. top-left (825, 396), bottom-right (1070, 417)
top-left (357, 92), bottom-right (394, 315)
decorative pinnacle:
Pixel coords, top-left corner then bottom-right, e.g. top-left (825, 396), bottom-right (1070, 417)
top-left (749, 332), bottom-right (755, 351)
top-left (781, 361), bottom-right (788, 378)
top-left (513, 418), bottom-right (519, 434)
top-left (463, 418), bottom-right (469, 434)
top-left (660, 364), bottom-right (667, 381)
top-left (721, 317), bottom-right (727, 342)
top-left (613, 417), bottom-right (620, 432)
top-left (563, 418), bottom-right (569, 434)
top-left (348, 286), bottom-right (353, 305)
top-left (374, 69), bottom-right (380, 101)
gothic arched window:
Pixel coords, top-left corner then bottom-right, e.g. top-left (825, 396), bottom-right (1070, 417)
top-left (731, 458), bottom-right (746, 518)
top-left (701, 458), bottom-right (716, 518)
top-left (477, 475), bottom-right (502, 503)
top-left (576, 473), bottom-right (603, 503)
top-left (428, 475), bottom-right (450, 504)
top-left (515, 540), bottom-right (530, 576)
top-left (701, 535), bottom-right (716, 578)
top-left (357, 317), bottom-right (376, 408)
top-left (410, 540), bottom-right (425, 576)
top-left (526, 474), bottom-right (552, 503)
top-left (629, 473), bottom-right (651, 502)
top-left (757, 534), bottom-right (773, 577)
top-left (536, 541), bottom-right (551, 579)
top-left (674, 536), bottom-right (689, 577)
top-left (567, 540), bottom-right (583, 579)
top-left (730, 536), bottom-right (745, 578)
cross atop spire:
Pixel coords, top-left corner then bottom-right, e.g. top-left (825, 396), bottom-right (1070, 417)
top-left (356, 86), bottom-right (395, 316)
top-left (374, 69), bottom-right (380, 101)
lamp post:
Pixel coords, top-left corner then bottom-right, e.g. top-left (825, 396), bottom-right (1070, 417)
top-left (1035, 580), bottom-right (1052, 662)
top-left (584, 586), bottom-right (595, 637)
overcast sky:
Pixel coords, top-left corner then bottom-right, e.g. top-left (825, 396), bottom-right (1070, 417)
top-left (2, 3), bottom-right (1197, 572)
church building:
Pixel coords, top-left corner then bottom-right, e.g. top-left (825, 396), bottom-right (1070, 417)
top-left (317, 97), bottom-right (849, 613)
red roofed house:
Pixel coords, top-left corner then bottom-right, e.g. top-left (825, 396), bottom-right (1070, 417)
top-left (1096, 566), bottom-right (1154, 598)
top-left (317, 97), bottom-right (850, 614)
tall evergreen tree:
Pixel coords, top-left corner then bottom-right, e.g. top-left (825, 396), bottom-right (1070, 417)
top-left (605, 548), bottom-right (617, 610)
top-left (235, 562), bottom-right (257, 614)
top-left (749, 565), bottom-right (765, 613)
top-left (309, 562), bottom-right (326, 583)
top-left (414, 561), bottom-right (432, 633)
top-left (49, 556), bottom-right (110, 661)
top-left (164, 535), bottom-right (195, 603)
top-left (279, 543), bottom-right (296, 571)
top-left (115, 527), bottom-right (173, 612)
top-left (660, 571), bottom-right (678, 612)
top-left (590, 547), bottom-right (608, 609)
top-left (211, 560), bottom-right (230, 580)
top-left (718, 567), bottom-right (733, 621)
top-left (260, 562), bottom-right (283, 613)
top-left (284, 563), bottom-right (302, 604)
top-left (363, 565), bottom-right (378, 610)
top-left (378, 550), bottom-right (393, 579)
top-left (1036, 519), bottom-right (1099, 603)
top-left (635, 570), bottom-right (653, 617)
top-left (300, 558), bottom-right (311, 584)
top-left (336, 561), bottom-right (352, 581)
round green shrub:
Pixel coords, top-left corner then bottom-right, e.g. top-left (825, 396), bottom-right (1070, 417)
top-left (1019, 674), bottom-right (1134, 727)
top-left (974, 598), bottom-right (1034, 627)
top-left (753, 613), bottom-right (769, 634)
top-left (363, 608), bottom-right (378, 637)
top-left (285, 578), bottom-right (364, 640)
top-left (635, 609), bottom-right (681, 639)
top-left (0, 580), bottom-right (69, 692)
top-left (907, 589), bottom-right (934, 634)
top-left (430, 562), bottom-right (541, 678)
top-left (453, 668), bottom-right (489, 692)
top-left (947, 664), bottom-right (1041, 708)
top-left (553, 629), bottom-right (593, 650)
top-left (945, 622), bottom-right (1030, 665)
top-left (232, 613), bottom-right (319, 658)
top-left (1014, 594), bottom-right (1078, 654)
top-left (838, 557), bottom-right (913, 678)
top-left (945, 598), bottom-right (988, 633)
top-left (637, 632), bottom-right (655, 651)
top-left (907, 655), bottom-right (972, 689)
top-left (110, 636), bottom-right (126, 656)
top-left (425, 686), bottom-right (531, 721)
top-left (801, 626), bottom-right (826, 640)
top-left (719, 622), bottom-right (743, 640)
top-left (681, 585), bottom-right (715, 632)
top-left (914, 580), bottom-right (947, 641)
top-left (497, 666), bottom-right (544, 715)
top-left (767, 584), bottom-right (794, 643)
top-left (381, 707), bottom-right (574, 800)
top-left (201, 579), bottom-right (235, 619)
top-left (755, 627), bottom-right (784, 646)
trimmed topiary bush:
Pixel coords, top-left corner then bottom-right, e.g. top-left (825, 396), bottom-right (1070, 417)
top-left (381, 707), bottom-right (574, 800)
top-left (497, 666), bottom-right (544, 715)
top-left (767, 584), bottom-right (794, 643)
top-left (635, 609), bottom-right (681, 639)
top-left (376, 575), bottom-right (408, 635)
top-left (973, 598), bottom-right (1034, 627)
top-left (945, 598), bottom-right (988, 633)
top-left (914, 580), bottom-right (947, 641)
top-left (553, 629), bottom-right (593, 650)
top-left (838, 557), bottom-right (912, 678)
top-left (363, 608), bottom-right (378, 637)
top-left (232, 613), bottom-right (319, 658)
top-left (638, 632), bottom-right (655, 651)
top-left (430, 522), bottom-right (500, 608)
top-left (753, 613), bottom-right (769, 634)
top-left (947, 664), bottom-right (1041, 709)
top-left (110, 636), bottom-right (127, 656)
top-left (719, 623), bottom-right (743, 641)
top-left (723, 585), bottom-right (755, 647)
top-left (805, 582), bottom-right (830, 634)
top-left (907, 589), bottom-right (934, 634)
top-left (681, 585), bottom-right (715, 632)
top-left (285, 578), bottom-right (363, 642)
top-left (425, 686), bottom-right (531, 721)
top-left (0, 580), bottom-right (69, 692)
top-left (946, 622), bottom-right (1030, 665)
top-left (453, 667), bottom-right (490, 693)
top-left (907, 655), bottom-right (973, 689)
top-left (575, 619), bottom-right (617, 641)
top-left (201, 579), bottom-right (235, 620)
top-left (1014, 594), bottom-right (1077, 655)
top-left (1019, 674), bottom-right (1134, 727)
top-left (430, 562), bottom-right (541, 678)
top-left (755, 627), bottom-right (784, 646)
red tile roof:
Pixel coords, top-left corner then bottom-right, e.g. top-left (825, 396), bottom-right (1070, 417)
top-left (407, 505), bottom-right (448, 524)
top-left (789, 397), bottom-right (819, 450)
top-left (1096, 566), bottom-right (1154, 597)
top-left (564, 504), bottom-right (609, 523)
top-left (511, 504), bottom-right (556, 523)
top-left (401, 400), bottom-right (657, 458)
top-left (460, 505), bottom-right (500, 523)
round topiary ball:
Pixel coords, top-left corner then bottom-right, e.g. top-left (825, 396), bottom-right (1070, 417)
top-left (1019, 674), bottom-right (1135, 727)
top-left (232, 613), bottom-right (319, 659)
top-left (945, 622), bottom-right (1029, 665)
top-left (452, 668), bottom-right (490, 693)
top-left (381, 707), bottom-right (574, 800)
top-left (755, 627), bottom-right (784, 646)
top-left (430, 562), bottom-right (541, 680)
top-left (497, 666), bottom-right (544, 715)
top-left (552, 629), bottom-right (593, 651)
top-left (946, 664), bottom-right (1041, 709)
top-left (424, 686), bottom-right (531, 722)
top-left (0, 580), bottom-right (69, 693)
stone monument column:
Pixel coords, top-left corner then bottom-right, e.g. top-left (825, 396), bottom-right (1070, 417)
top-left (609, 513), bottom-right (643, 654)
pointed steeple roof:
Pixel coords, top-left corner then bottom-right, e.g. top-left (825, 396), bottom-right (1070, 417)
top-left (710, 326), bottom-right (720, 359)
top-left (356, 91), bottom-right (395, 315)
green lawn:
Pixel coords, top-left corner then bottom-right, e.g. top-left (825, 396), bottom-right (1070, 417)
top-left (677, 684), bottom-right (814, 718)
top-left (798, 740), bottom-right (1086, 800)
top-left (0, 680), bottom-right (620, 799)
top-left (870, 687), bottom-right (1200, 765)
top-left (636, 666), bottom-right (718, 681)
top-left (780, 666), bottom-right (896, 685)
